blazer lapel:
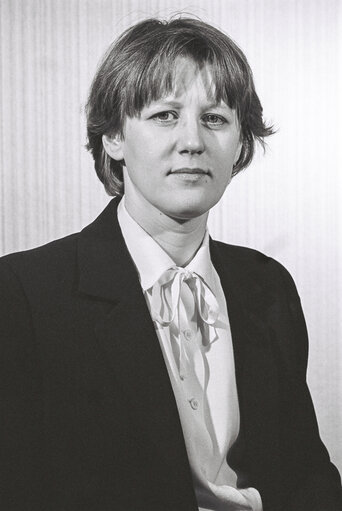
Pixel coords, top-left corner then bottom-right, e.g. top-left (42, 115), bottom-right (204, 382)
top-left (77, 198), bottom-right (197, 508)
top-left (210, 240), bottom-right (281, 489)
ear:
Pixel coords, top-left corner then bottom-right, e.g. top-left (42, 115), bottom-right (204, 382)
top-left (102, 133), bottom-right (124, 161)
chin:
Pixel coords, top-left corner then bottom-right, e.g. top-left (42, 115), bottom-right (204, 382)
top-left (163, 200), bottom-right (213, 221)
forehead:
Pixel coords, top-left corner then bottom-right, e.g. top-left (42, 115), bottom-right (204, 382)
top-left (165, 58), bottom-right (216, 100)
top-left (137, 57), bottom-right (220, 112)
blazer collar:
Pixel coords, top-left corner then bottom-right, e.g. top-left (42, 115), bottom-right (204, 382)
top-left (78, 197), bottom-right (275, 309)
top-left (77, 197), bottom-right (139, 302)
top-left (209, 238), bottom-right (276, 367)
top-left (210, 240), bottom-right (281, 491)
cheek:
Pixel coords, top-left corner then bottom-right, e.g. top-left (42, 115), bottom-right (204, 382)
top-left (124, 134), bottom-right (160, 165)
top-left (215, 148), bottom-right (236, 172)
top-left (224, 144), bottom-right (241, 169)
top-left (213, 133), bottom-right (239, 156)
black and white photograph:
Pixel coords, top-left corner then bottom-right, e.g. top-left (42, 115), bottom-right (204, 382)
top-left (0, 1), bottom-right (341, 510)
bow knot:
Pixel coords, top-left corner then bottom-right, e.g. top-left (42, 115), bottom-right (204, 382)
top-left (150, 267), bottom-right (219, 329)
top-left (150, 267), bottom-right (219, 378)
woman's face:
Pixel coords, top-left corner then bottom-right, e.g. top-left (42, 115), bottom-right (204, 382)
top-left (104, 59), bottom-right (241, 221)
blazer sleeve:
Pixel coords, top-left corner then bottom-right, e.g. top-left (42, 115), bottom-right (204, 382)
top-left (275, 261), bottom-right (342, 510)
top-left (0, 259), bottom-right (45, 508)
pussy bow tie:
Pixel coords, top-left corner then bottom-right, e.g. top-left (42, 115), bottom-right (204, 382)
top-left (150, 268), bottom-right (219, 378)
top-left (150, 267), bottom-right (219, 329)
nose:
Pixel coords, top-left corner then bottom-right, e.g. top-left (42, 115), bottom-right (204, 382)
top-left (176, 118), bottom-right (205, 155)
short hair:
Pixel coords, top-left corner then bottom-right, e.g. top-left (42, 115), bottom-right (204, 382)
top-left (86, 16), bottom-right (274, 196)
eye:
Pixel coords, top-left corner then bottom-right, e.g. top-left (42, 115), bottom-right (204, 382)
top-left (202, 113), bottom-right (227, 128)
top-left (151, 111), bottom-right (178, 124)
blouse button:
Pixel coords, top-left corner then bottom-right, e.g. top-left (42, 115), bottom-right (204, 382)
top-left (189, 398), bottom-right (199, 410)
top-left (183, 329), bottom-right (194, 341)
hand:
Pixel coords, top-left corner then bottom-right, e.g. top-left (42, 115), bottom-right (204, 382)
top-left (206, 482), bottom-right (262, 511)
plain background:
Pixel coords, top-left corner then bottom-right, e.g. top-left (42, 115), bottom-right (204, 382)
top-left (1, 0), bottom-right (341, 474)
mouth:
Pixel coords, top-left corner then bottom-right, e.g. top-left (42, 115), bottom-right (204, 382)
top-left (169, 167), bottom-right (210, 176)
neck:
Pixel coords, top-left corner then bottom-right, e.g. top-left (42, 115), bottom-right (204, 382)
top-left (123, 195), bottom-right (208, 268)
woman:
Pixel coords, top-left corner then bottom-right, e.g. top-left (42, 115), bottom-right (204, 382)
top-left (1, 16), bottom-right (341, 511)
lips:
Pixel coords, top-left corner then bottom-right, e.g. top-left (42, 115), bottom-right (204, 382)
top-left (170, 167), bottom-right (209, 175)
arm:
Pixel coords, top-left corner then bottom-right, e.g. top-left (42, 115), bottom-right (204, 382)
top-left (0, 259), bottom-right (45, 508)
top-left (276, 262), bottom-right (342, 510)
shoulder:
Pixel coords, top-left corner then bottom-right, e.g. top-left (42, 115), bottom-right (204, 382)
top-left (211, 239), bottom-right (304, 323)
top-left (0, 233), bottom-right (80, 302)
top-left (212, 240), bottom-right (309, 370)
top-left (0, 199), bottom-right (118, 283)
top-left (213, 240), bottom-right (272, 266)
top-left (212, 239), bottom-right (297, 293)
top-left (1, 232), bottom-right (79, 268)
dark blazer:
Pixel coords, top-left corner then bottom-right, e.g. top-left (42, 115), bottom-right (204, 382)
top-left (1, 198), bottom-right (341, 511)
